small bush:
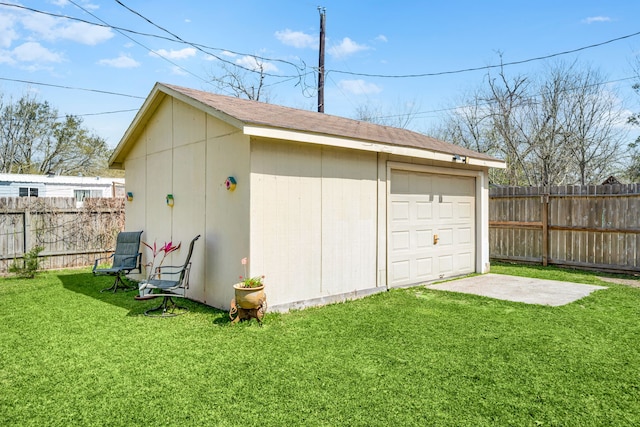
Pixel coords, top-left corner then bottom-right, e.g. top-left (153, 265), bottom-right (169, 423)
top-left (9, 246), bottom-right (45, 279)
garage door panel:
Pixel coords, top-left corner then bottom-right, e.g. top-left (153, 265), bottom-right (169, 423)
top-left (439, 202), bottom-right (453, 219)
top-left (416, 257), bottom-right (433, 278)
top-left (458, 202), bottom-right (472, 219)
top-left (391, 260), bottom-right (410, 282)
top-left (391, 231), bottom-right (410, 250)
top-left (456, 252), bottom-right (473, 271)
top-left (416, 201), bottom-right (433, 220)
top-left (438, 255), bottom-right (453, 274)
top-left (416, 229), bottom-right (432, 249)
top-left (438, 228), bottom-right (453, 246)
top-left (458, 227), bottom-right (472, 244)
top-left (391, 201), bottom-right (410, 221)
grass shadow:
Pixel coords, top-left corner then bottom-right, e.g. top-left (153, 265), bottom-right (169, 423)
top-left (58, 271), bottom-right (230, 322)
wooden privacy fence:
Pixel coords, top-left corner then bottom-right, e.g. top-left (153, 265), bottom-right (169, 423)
top-left (0, 197), bottom-right (125, 274)
top-left (490, 184), bottom-right (640, 274)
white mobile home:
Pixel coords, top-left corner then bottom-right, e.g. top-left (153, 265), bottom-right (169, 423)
top-left (109, 83), bottom-right (505, 311)
top-left (0, 173), bottom-right (124, 203)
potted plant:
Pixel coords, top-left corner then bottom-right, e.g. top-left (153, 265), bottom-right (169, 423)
top-left (233, 257), bottom-right (266, 309)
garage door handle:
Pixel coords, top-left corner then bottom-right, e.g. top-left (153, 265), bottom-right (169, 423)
top-left (434, 234), bottom-right (439, 245)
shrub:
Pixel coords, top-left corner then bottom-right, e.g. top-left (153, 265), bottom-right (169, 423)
top-left (9, 246), bottom-right (45, 279)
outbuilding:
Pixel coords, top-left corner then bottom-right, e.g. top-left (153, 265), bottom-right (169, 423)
top-left (109, 82), bottom-right (505, 311)
top-left (0, 173), bottom-right (124, 204)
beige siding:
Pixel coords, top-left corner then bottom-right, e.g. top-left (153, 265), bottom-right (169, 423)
top-left (250, 140), bottom-right (322, 306)
top-left (145, 98), bottom-right (173, 154)
top-left (124, 156), bottom-right (146, 233)
top-left (204, 116), bottom-right (250, 308)
top-left (172, 143), bottom-right (206, 301)
top-left (123, 98), bottom-right (216, 299)
top-left (321, 148), bottom-right (378, 295)
top-left (250, 140), bottom-right (379, 308)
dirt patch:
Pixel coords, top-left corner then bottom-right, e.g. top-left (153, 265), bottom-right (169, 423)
top-left (597, 277), bottom-right (640, 288)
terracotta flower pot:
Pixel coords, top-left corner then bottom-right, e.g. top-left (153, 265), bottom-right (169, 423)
top-left (233, 283), bottom-right (266, 309)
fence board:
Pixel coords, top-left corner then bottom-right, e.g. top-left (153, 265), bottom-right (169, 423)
top-left (490, 184), bottom-right (640, 273)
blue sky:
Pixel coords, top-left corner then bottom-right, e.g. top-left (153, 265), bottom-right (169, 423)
top-left (1, 0), bottom-right (640, 147)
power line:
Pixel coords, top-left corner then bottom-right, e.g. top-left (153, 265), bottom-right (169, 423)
top-left (327, 29), bottom-right (640, 79)
top-left (3, 1), bottom-right (638, 84)
top-left (0, 1), bottom-right (298, 75)
top-left (67, 0), bottom-right (212, 86)
top-left (57, 109), bottom-right (139, 119)
top-left (0, 77), bottom-right (146, 99)
top-left (113, 0), bottom-right (306, 81)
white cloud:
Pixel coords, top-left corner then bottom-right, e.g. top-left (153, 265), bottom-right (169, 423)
top-left (51, 0), bottom-right (99, 10)
top-left (582, 16), bottom-right (612, 24)
top-left (170, 66), bottom-right (188, 76)
top-left (150, 47), bottom-right (197, 60)
top-left (337, 79), bottom-right (382, 95)
top-left (221, 50), bottom-right (237, 57)
top-left (275, 29), bottom-right (317, 49)
top-left (0, 50), bottom-right (15, 65)
top-left (375, 34), bottom-right (388, 43)
top-left (236, 55), bottom-right (278, 73)
top-left (12, 42), bottom-right (63, 63)
top-left (98, 54), bottom-right (140, 68)
top-left (21, 14), bottom-right (113, 45)
top-left (329, 37), bottom-right (370, 59)
top-left (0, 13), bottom-right (18, 48)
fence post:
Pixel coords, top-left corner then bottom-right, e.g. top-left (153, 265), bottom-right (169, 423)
top-left (541, 193), bottom-right (549, 266)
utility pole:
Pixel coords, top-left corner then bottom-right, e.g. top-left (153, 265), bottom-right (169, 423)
top-left (318, 6), bottom-right (326, 113)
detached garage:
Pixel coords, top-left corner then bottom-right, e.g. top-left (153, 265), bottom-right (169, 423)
top-left (109, 82), bottom-right (505, 311)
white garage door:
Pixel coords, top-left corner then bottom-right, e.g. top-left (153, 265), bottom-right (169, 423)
top-left (388, 169), bottom-right (475, 287)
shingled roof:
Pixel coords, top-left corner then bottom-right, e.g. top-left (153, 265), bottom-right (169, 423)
top-left (111, 82), bottom-right (504, 168)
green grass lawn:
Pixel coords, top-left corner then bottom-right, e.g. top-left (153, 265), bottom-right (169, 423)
top-left (1, 264), bottom-right (639, 426)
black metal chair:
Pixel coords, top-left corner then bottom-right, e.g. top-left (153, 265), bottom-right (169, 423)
top-left (92, 231), bottom-right (143, 293)
top-left (136, 235), bottom-right (200, 317)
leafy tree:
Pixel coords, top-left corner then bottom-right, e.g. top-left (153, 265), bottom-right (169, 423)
top-left (0, 93), bottom-right (110, 176)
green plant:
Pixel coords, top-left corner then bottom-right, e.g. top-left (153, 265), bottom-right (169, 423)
top-left (237, 257), bottom-right (264, 288)
top-left (9, 245), bottom-right (44, 279)
top-left (238, 275), bottom-right (265, 288)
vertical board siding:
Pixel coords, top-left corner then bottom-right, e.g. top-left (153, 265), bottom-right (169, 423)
top-left (251, 140), bottom-right (323, 306)
top-left (251, 141), bottom-right (379, 308)
top-left (490, 184), bottom-right (640, 273)
top-left (321, 148), bottom-right (377, 295)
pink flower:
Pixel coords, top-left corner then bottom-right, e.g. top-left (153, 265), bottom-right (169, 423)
top-left (241, 257), bottom-right (248, 265)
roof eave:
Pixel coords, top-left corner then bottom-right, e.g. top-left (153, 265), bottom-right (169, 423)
top-left (243, 125), bottom-right (507, 169)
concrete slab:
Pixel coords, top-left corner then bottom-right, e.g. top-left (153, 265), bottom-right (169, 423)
top-left (427, 274), bottom-right (607, 306)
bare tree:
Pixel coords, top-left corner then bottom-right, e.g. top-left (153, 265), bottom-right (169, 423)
top-left (439, 60), bottom-right (626, 186)
top-left (624, 57), bottom-right (640, 182)
top-left (208, 58), bottom-right (272, 102)
top-left (562, 66), bottom-right (625, 184)
top-left (354, 98), bottom-right (421, 129)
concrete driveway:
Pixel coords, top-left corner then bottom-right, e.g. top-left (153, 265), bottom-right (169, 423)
top-left (427, 273), bottom-right (607, 306)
